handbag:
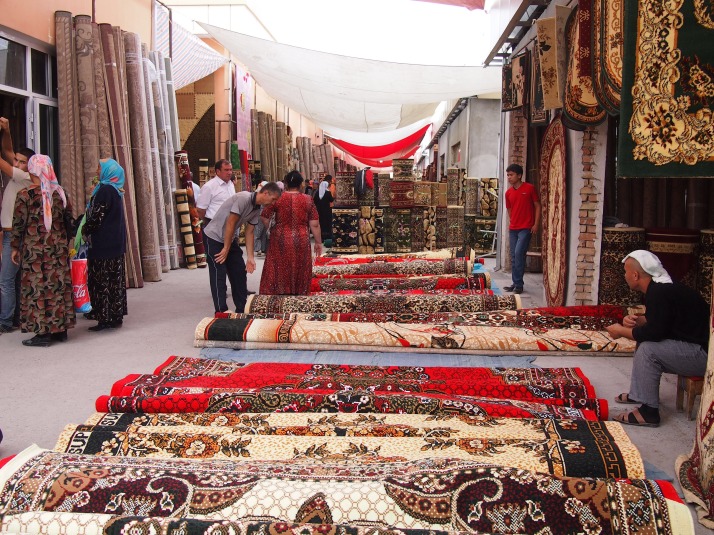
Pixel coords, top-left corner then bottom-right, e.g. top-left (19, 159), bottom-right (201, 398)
top-left (266, 212), bottom-right (276, 238)
top-left (71, 244), bottom-right (92, 313)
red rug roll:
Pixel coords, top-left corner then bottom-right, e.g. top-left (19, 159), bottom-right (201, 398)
top-left (96, 390), bottom-right (601, 419)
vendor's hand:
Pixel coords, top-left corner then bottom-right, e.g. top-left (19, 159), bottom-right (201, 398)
top-left (622, 314), bottom-right (644, 328)
top-left (215, 247), bottom-right (229, 264)
top-left (11, 248), bottom-right (20, 265)
top-left (246, 259), bottom-right (256, 274)
top-left (531, 224), bottom-right (539, 234)
top-left (605, 323), bottom-right (625, 339)
top-left (313, 242), bottom-right (322, 257)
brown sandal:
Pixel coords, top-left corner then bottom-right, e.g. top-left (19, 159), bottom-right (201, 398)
top-left (613, 408), bottom-right (660, 427)
top-left (615, 393), bottom-right (639, 404)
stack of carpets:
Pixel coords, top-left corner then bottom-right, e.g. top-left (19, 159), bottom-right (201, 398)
top-left (0, 357), bottom-right (694, 534)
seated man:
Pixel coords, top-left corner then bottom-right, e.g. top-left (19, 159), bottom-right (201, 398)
top-left (606, 250), bottom-right (709, 427)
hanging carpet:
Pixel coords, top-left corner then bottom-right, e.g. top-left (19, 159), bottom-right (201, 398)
top-left (618, 0), bottom-right (714, 177)
top-left (534, 5), bottom-right (571, 110)
top-left (562, 4), bottom-right (606, 129)
top-left (539, 114), bottom-right (568, 306)
top-left (592, 0), bottom-right (623, 113)
top-left (0, 447), bottom-right (690, 534)
top-left (530, 41), bottom-right (549, 125)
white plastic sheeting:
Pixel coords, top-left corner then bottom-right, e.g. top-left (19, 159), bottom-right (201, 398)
top-left (199, 22), bottom-right (501, 134)
top-left (155, 5), bottom-right (229, 89)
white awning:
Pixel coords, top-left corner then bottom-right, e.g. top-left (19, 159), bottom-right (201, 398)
top-left (155, 4), bottom-right (229, 89)
top-left (199, 22), bottom-right (501, 133)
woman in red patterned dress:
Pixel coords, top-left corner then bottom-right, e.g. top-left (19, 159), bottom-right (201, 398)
top-left (259, 171), bottom-right (321, 295)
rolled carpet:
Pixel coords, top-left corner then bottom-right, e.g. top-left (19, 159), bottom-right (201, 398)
top-left (309, 275), bottom-right (489, 293)
top-left (312, 258), bottom-right (473, 277)
top-left (95, 389), bottom-right (599, 419)
top-left (244, 293), bottom-right (519, 314)
top-left (0, 447), bottom-right (690, 534)
top-left (55, 417), bottom-right (641, 478)
top-left (111, 360), bottom-right (597, 401)
top-left (193, 317), bottom-right (634, 355)
top-left (215, 309), bottom-right (624, 331)
top-left (316, 248), bottom-right (458, 262)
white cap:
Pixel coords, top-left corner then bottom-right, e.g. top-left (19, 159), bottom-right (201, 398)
top-left (622, 250), bottom-right (673, 284)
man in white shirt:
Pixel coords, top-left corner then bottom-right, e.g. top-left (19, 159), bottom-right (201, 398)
top-left (196, 159), bottom-right (236, 228)
top-left (0, 117), bottom-right (34, 334)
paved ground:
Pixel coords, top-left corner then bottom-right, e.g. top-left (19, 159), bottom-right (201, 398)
top-left (0, 253), bottom-right (706, 533)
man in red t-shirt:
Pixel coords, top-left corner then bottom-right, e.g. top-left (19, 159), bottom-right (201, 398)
top-left (503, 163), bottom-right (541, 294)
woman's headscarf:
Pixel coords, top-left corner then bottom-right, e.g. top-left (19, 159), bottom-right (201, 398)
top-left (28, 154), bottom-right (67, 232)
top-left (318, 179), bottom-right (330, 199)
top-left (622, 250), bottom-right (673, 284)
top-left (92, 158), bottom-right (126, 200)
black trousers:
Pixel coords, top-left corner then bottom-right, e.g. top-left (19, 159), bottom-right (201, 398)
top-left (205, 236), bottom-right (248, 313)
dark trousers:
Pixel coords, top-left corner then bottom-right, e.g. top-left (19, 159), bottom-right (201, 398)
top-left (205, 235), bottom-right (248, 313)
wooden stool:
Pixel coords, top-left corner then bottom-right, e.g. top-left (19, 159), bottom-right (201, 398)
top-left (676, 376), bottom-right (704, 420)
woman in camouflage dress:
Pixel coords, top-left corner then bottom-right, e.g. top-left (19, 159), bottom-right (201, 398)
top-left (10, 154), bottom-right (75, 347)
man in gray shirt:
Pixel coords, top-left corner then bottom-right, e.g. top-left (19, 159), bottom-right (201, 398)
top-left (203, 182), bottom-right (282, 313)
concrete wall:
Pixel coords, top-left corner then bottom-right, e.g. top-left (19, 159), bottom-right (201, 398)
top-left (467, 98), bottom-right (500, 178)
top-left (565, 122), bottom-right (608, 305)
top-left (435, 98), bottom-right (499, 179)
top-left (1, 0), bottom-right (152, 46)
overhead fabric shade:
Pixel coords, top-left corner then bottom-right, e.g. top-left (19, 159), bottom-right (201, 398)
top-left (341, 146), bottom-right (421, 170)
top-left (338, 151), bottom-right (393, 171)
top-left (321, 118), bottom-right (432, 146)
top-left (329, 124), bottom-right (430, 160)
top-left (328, 124), bottom-right (429, 168)
top-left (198, 22), bottom-right (502, 133)
top-left (154, 5), bottom-right (229, 90)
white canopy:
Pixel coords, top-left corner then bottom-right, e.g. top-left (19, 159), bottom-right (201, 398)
top-left (198, 22), bottom-right (501, 135)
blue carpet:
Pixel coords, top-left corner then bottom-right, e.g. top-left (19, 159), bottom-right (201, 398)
top-left (199, 348), bottom-right (537, 368)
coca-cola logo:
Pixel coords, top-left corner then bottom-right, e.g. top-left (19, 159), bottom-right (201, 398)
top-left (73, 285), bottom-right (88, 299)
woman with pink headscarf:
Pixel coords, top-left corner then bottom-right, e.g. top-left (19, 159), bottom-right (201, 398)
top-left (10, 154), bottom-right (76, 347)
